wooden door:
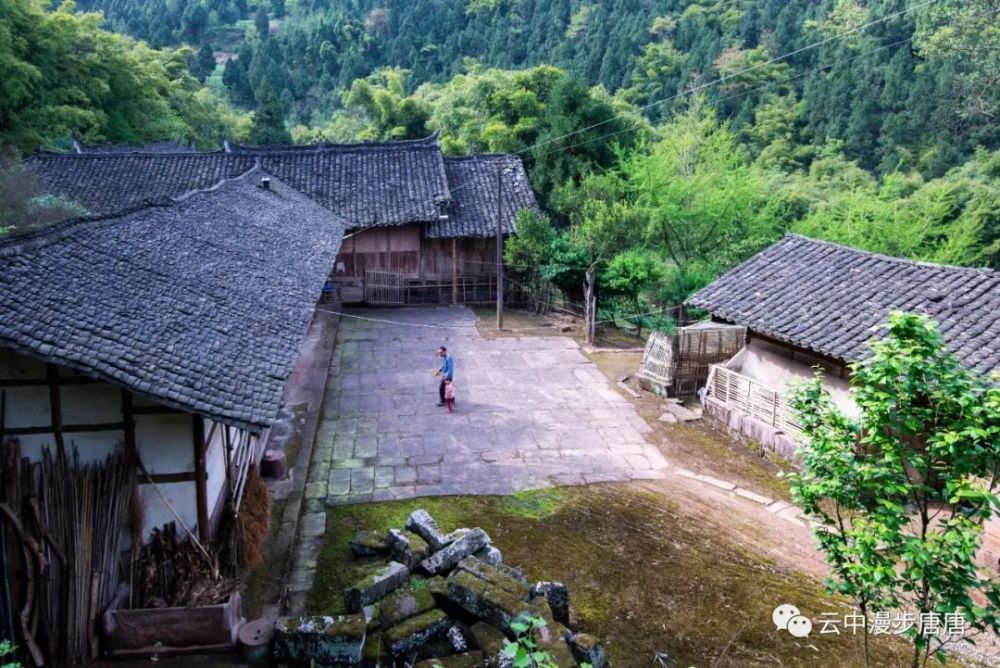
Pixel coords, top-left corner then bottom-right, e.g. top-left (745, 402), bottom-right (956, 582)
top-left (364, 269), bottom-right (405, 305)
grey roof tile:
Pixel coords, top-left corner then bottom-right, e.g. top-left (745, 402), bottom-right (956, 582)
top-left (430, 155), bottom-right (539, 238)
top-left (26, 134), bottom-right (450, 227)
top-left (0, 169), bottom-right (346, 431)
top-left (687, 234), bottom-right (1000, 375)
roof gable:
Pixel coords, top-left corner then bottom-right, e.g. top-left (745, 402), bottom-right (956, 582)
top-left (430, 155), bottom-right (539, 239)
top-left (0, 170), bottom-right (346, 430)
top-left (687, 234), bottom-right (1000, 375)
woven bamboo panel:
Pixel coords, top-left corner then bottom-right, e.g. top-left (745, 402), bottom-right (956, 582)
top-left (639, 323), bottom-right (746, 396)
top-left (708, 365), bottom-right (801, 434)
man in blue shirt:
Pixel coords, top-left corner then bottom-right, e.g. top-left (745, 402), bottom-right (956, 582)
top-left (434, 346), bottom-right (454, 407)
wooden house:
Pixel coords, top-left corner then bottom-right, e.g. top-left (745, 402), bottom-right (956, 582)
top-left (26, 134), bottom-right (539, 307)
top-left (0, 169), bottom-right (346, 542)
top-left (687, 234), bottom-right (1000, 458)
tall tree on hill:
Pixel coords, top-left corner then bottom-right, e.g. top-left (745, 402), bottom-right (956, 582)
top-left (254, 6), bottom-right (270, 40)
top-left (195, 42), bottom-right (217, 82)
top-left (249, 77), bottom-right (290, 145)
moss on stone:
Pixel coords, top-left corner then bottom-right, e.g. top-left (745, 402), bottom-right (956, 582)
top-left (309, 486), bottom-right (912, 666)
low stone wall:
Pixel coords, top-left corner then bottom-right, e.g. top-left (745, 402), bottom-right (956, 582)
top-left (704, 397), bottom-right (800, 462)
top-left (274, 509), bottom-right (605, 667)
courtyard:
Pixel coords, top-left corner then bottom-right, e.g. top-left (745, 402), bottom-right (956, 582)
top-left (311, 306), bottom-right (668, 504)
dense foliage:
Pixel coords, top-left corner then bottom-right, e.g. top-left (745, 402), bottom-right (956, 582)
top-left (2, 0), bottom-right (998, 302)
top-left (789, 312), bottom-right (1000, 667)
top-left (0, 0), bottom-right (249, 153)
top-left (75, 0), bottom-right (1000, 177)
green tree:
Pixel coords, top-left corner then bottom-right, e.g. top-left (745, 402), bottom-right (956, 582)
top-left (0, 0), bottom-right (245, 152)
top-left (342, 68), bottom-right (430, 140)
top-left (195, 42), bottom-right (217, 82)
top-left (600, 249), bottom-right (665, 336)
top-left (793, 147), bottom-right (1000, 269)
top-left (618, 104), bottom-right (784, 273)
top-left (248, 76), bottom-right (290, 144)
top-left (789, 312), bottom-right (1000, 668)
top-left (254, 5), bottom-right (270, 40)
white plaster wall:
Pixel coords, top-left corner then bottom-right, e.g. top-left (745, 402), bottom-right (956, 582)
top-left (730, 341), bottom-right (859, 418)
top-left (1, 350), bottom-right (235, 542)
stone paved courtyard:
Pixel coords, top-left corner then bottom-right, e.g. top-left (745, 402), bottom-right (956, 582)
top-left (309, 306), bottom-right (668, 506)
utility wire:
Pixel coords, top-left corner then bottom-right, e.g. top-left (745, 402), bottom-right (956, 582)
top-left (516, 0), bottom-right (939, 157)
top-left (524, 35), bottom-right (917, 166)
top-left (323, 304), bottom-right (677, 333)
top-left (402, 5), bottom-right (933, 217)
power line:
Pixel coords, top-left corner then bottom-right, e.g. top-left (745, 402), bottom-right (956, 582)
top-left (404, 0), bottom-right (936, 215)
top-left (324, 304), bottom-right (678, 333)
top-left (523, 35), bottom-right (917, 166)
top-left (516, 0), bottom-right (939, 158)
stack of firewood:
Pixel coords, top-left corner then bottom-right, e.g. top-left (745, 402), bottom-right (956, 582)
top-left (130, 523), bottom-right (237, 609)
top-left (0, 441), bottom-right (135, 666)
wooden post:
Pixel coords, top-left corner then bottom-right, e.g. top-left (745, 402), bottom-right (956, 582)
top-left (451, 238), bottom-right (458, 305)
top-left (46, 364), bottom-right (64, 450)
top-left (121, 390), bottom-right (139, 466)
top-left (192, 415), bottom-right (209, 543)
top-left (495, 164), bottom-right (504, 330)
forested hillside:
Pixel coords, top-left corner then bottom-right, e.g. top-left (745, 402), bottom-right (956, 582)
top-left (2, 0), bottom-right (998, 310)
top-left (75, 0), bottom-right (999, 177)
top-left (0, 0), bottom-right (247, 152)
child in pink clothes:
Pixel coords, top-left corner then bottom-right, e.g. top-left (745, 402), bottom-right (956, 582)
top-left (443, 379), bottom-right (456, 412)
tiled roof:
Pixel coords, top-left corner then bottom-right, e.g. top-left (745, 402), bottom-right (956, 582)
top-left (687, 234), bottom-right (1000, 375)
top-left (25, 134), bottom-right (450, 227)
top-left (0, 170), bottom-right (346, 430)
top-left (429, 155), bottom-right (539, 238)
top-left (73, 140), bottom-right (198, 154)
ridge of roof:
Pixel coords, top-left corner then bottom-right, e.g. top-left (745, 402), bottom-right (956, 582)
top-left (0, 201), bottom-right (172, 253)
top-left (25, 148), bottom-right (229, 161)
top-left (443, 153), bottom-right (522, 162)
top-left (782, 233), bottom-right (997, 275)
top-left (223, 132), bottom-right (442, 154)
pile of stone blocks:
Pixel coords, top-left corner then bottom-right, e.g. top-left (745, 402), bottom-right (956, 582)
top-left (274, 509), bottom-right (606, 667)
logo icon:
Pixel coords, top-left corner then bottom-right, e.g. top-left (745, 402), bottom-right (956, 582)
top-left (773, 603), bottom-right (812, 637)
top-left (787, 614), bottom-right (813, 638)
top-left (772, 603), bottom-right (800, 630)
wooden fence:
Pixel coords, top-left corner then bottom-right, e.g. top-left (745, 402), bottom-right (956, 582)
top-left (707, 365), bottom-right (801, 434)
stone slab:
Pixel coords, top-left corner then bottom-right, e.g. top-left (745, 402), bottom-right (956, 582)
top-left (310, 306), bottom-right (666, 504)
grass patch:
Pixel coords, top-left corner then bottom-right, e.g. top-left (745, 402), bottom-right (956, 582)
top-left (309, 485), bottom-right (913, 667)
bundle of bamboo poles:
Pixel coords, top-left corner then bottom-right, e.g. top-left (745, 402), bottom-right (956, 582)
top-left (0, 440), bottom-right (135, 666)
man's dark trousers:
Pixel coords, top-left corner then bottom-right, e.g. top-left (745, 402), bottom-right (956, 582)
top-left (439, 379), bottom-right (447, 404)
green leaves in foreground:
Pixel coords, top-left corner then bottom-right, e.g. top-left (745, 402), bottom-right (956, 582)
top-left (789, 312), bottom-right (1000, 667)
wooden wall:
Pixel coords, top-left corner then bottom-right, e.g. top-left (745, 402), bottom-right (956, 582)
top-left (333, 225), bottom-right (499, 280)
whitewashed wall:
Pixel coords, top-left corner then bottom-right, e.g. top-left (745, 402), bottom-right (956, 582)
top-left (0, 348), bottom-right (234, 541)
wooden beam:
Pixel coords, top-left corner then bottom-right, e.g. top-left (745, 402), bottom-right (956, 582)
top-left (3, 422), bottom-right (125, 436)
top-left (46, 365), bottom-right (64, 451)
top-left (451, 238), bottom-right (458, 305)
top-left (141, 471), bottom-right (198, 484)
top-left (121, 390), bottom-right (139, 467)
top-left (192, 415), bottom-right (210, 543)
